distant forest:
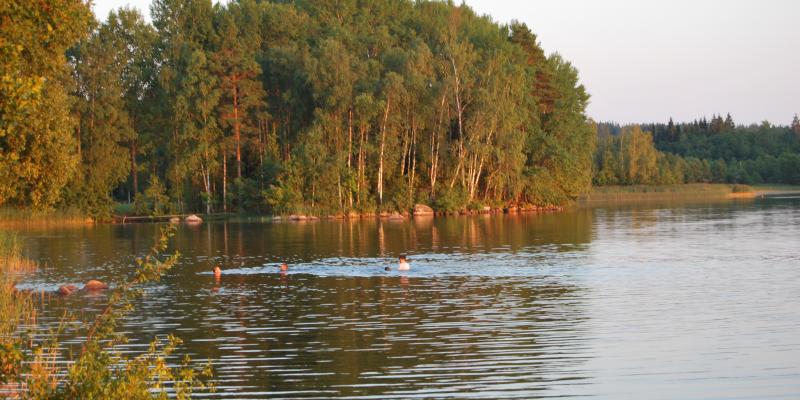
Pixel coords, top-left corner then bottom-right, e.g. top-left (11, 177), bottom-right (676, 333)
top-left (1, 0), bottom-right (594, 217)
top-left (594, 115), bottom-right (800, 186)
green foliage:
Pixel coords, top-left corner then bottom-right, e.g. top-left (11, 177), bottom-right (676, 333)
top-left (3, 0), bottom-right (597, 216)
top-left (594, 126), bottom-right (659, 185)
top-left (596, 114), bottom-right (800, 186)
top-left (0, 0), bottom-right (92, 209)
top-left (432, 186), bottom-right (468, 213)
top-left (262, 163), bottom-right (303, 215)
top-left (133, 175), bottom-right (170, 216)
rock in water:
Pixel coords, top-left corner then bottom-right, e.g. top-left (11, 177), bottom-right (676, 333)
top-left (388, 212), bottom-right (405, 220)
top-left (83, 280), bottom-right (109, 291)
top-left (413, 204), bottom-right (434, 216)
top-left (58, 284), bottom-right (79, 296)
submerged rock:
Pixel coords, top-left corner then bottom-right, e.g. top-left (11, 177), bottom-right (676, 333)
top-left (185, 214), bottom-right (203, 223)
top-left (58, 284), bottom-right (79, 296)
top-left (387, 212), bottom-right (405, 220)
top-left (83, 280), bottom-right (109, 291)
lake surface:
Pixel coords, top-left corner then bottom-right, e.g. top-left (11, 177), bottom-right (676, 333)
top-left (15, 195), bottom-right (800, 399)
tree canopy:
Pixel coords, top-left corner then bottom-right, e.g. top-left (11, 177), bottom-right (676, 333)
top-left (1, 0), bottom-right (597, 216)
top-left (594, 116), bottom-right (800, 186)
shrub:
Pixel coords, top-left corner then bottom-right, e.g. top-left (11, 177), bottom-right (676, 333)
top-left (133, 175), bottom-right (170, 216)
top-left (432, 187), bottom-right (468, 213)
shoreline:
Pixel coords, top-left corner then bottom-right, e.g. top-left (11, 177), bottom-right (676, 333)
top-left (5, 184), bottom-right (799, 227)
top-left (108, 204), bottom-right (567, 224)
top-left (581, 183), bottom-right (800, 204)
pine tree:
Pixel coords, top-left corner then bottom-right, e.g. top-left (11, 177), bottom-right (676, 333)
top-left (724, 113), bottom-right (735, 131)
top-left (69, 13), bottom-right (138, 217)
top-left (212, 1), bottom-right (267, 211)
top-left (153, 0), bottom-right (220, 213)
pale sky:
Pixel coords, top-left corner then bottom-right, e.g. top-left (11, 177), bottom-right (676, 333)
top-left (92, 0), bottom-right (800, 125)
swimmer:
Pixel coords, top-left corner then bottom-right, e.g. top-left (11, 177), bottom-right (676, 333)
top-left (213, 265), bottom-right (222, 279)
top-left (279, 263), bottom-right (289, 272)
top-left (398, 255), bottom-right (410, 271)
top-left (384, 266), bottom-right (391, 271)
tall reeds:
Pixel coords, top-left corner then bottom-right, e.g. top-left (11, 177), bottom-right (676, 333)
top-left (0, 208), bottom-right (93, 230)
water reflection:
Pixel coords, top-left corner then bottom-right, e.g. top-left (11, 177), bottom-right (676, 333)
top-left (162, 274), bottom-right (588, 398)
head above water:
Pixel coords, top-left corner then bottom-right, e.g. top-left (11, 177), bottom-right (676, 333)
top-left (280, 263), bottom-right (289, 271)
top-left (384, 266), bottom-right (391, 271)
top-left (213, 265), bottom-right (222, 277)
top-left (399, 255), bottom-right (407, 262)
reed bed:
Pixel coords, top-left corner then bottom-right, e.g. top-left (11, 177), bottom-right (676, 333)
top-left (583, 183), bottom-right (752, 202)
top-left (0, 208), bottom-right (93, 230)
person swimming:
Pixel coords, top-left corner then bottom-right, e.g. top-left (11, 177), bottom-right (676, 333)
top-left (384, 266), bottom-right (391, 271)
top-left (213, 265), bottom-right (222, 279)
top-left (279, 263), bottom-right (289, 272)
top-left (398, 255), bottom-right (410, 271)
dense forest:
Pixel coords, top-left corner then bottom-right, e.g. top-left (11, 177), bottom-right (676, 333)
top-left (594, 115), bottom-right (800, 186)
top-left (0, 0), bottom-right (595, 218)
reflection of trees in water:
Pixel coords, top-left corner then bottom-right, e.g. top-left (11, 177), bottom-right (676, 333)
top-left (23, 211), bottom-right (593, 287)
top-left (591, 201), bottom-right (744, 241)
top-left (167, 274), bottom-right (588, 397)
top-left (424, 212), bottom-right (593, 253)
top-left (160, 212), bottom-right (593, 267)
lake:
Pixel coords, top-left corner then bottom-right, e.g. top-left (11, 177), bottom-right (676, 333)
top-left (16, 195), bottom-right (800, 399)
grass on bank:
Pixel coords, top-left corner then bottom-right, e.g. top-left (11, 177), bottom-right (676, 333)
top-left (583, 183), bottom-right (754, 202)
top-left (750, 184), bottom-right (800, 193)
top-left (0, 208), bottom-right (93, 230)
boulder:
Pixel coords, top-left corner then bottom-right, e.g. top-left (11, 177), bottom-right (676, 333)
top-left (185, 214), bottom-right (203, 223)
top-left (169, 216), bottom-right (180, 224)
top-left (83, 280), bottom-right (109, 291)
top-left (413, 204), bottom-right (434, 216)
top-left (288, 214), bottom-right (307, 221)
top-left (387, 212), bottom-right (405, 220)
top-left (58, 284), bottom-right (79, 296)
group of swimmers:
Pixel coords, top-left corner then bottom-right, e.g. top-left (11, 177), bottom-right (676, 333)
top-left (212, 255), bottom-right (411, 277)
top-left (53, 256), bottom-right (408, 295)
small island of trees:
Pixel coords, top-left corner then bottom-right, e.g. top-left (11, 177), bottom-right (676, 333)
top-left (1, 0), bottom-right (594, 219)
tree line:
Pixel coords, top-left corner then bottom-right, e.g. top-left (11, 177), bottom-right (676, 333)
top-left (594, 115), bottom-right (800, 186)
top-left (0, 0), bottom-right (595, 218)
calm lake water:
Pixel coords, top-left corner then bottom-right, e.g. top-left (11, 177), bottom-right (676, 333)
top-left (15, 195), bottom-right (800, 399)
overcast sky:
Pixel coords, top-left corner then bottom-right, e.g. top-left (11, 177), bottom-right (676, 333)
top-left (92, 0), bottom-right (800, 125)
